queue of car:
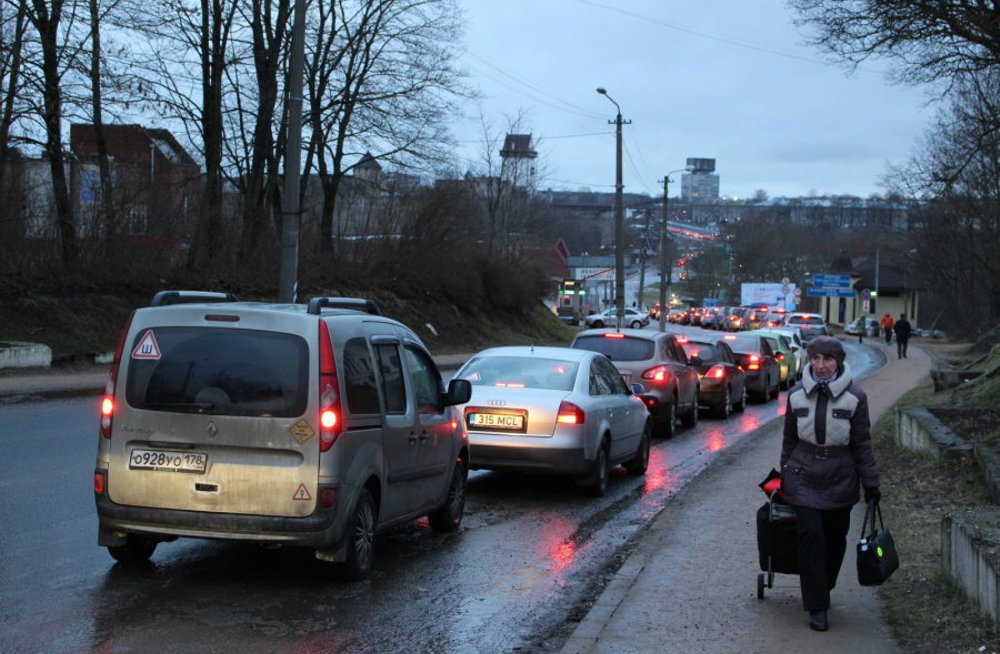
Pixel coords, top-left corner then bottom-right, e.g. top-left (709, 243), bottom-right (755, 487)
top-left (95, 292), bottom-right (820, 579)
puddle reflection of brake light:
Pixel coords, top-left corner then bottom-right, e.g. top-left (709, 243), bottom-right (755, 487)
top-left (556, 401), bottom-right (585, 424)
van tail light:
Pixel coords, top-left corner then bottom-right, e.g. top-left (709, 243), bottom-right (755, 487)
top-left (318, 321), bottom-right (342, 452)
top-left (556, 401), bottom-right (585, 425)
top-left (745, 354), bottom-right (761, 371)
top-left (94, 472), bottom-right (106, 495)
top-left (101, 310), bottom-right (135, 439)
top-left (706, 365), bottom-right (726, 380)
top-left (641, 365), bottom-right (669, 382)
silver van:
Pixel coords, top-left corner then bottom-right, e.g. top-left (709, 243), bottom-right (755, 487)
top-left (94, 291), bottom-right (471, 579)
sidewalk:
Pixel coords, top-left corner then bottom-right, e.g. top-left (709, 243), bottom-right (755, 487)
top-left (561, 340), bottom-right (929, 654)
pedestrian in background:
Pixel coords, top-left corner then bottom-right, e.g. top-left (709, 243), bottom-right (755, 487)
top-left (893, 313), bottom-right (912, 359)
top-left (781, 336), bottom-right (880, 632)
top-left (857, 317), bottom-right (866, 344)
top-left (880, 313), bottom-right (894, 345)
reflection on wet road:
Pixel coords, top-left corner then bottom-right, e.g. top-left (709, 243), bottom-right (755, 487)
top-left (0, 341), bottom-right (881, 654)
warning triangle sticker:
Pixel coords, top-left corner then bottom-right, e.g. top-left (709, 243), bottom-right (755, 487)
top-left (292, 483), bottom-right (312, 501)
top-left (131, 330), bottom-right (162, 360)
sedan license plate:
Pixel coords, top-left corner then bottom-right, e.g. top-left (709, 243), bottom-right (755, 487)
top-left (129, 448), bottom-right (207, 473)
top-left (467, 408), bottom-right (528, 432)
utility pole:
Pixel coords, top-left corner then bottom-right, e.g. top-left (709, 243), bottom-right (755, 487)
top-left (658, 176), bottom-right (671, 332)
top-left (636, 211), bottom-right (651, 309)
top-left (278, 0), bottom-right (306, 303)
top-left (597, 88), bottom-right (630, 327)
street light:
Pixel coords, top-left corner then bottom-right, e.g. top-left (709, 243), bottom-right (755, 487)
top-left (658, 166), bottom-right (693, 332)
top-left (596, 87), bottom-right (629, 327)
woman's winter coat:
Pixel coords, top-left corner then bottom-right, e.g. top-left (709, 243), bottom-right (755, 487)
top-left (780, 361), bottom-right (880, 510)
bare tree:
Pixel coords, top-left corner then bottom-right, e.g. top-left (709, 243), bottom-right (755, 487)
top-left (0, 0), bottom-right (29, 192)
top-left (789, 1), bottom-right (1000, 87)
top-left (301, 0), bottom-right (467, 256)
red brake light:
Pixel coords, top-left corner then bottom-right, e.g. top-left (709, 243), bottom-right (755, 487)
top-left (641, 365), bottom-right (669, 382)
top-left (604, 332), bottom-right (625, 339)
top-left (707, 365), bottom-right (726, 379)
top-left (556, 401), bottom-right (585, 425)
top-left (746, 354), bottom-right (761, 371)
top-left (101, 310), bottom-right (135, 439)
top-left (94, 472), bottom-right (106, 495)
top-left (318, 321), bottom-right (342, 452)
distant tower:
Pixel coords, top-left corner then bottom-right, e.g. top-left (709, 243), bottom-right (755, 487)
top-left (499, 133), bottom-right (538, 190)
top-left (355, 152), bottom-right (382, 186)
top-left (681, 157), bottom-right (719, 202)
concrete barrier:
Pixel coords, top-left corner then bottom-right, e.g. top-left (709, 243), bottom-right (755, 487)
top-left (0, 341), bottom-right (52, 369)
top-left (894, 406), bottom-right (973, 460)
top-left (897, 407), bottom-right (1000, 626)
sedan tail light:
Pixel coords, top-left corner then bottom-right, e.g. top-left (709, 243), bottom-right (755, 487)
top-left (706, 365), bottom-right (726, 380)
top-left (556, 401), bottom-right (585, 425)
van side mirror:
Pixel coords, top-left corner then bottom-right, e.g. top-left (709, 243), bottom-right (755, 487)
top-left (446, 378), bottom-right (472, 405)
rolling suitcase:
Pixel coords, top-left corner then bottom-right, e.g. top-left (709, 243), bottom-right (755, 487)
top-left (756, 491), bottom-right (799, 598)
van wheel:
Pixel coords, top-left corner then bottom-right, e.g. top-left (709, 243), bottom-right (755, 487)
top-left (338, 489), bottom-right (377, 581)
top-left (108, 535), bottom-right (157, 564)
top-left (681, 389), bottom-right (699, 429)
top-left (655, 400), bottom-right (676, 439)
top-left (428, 458), bottom-right (467, 532)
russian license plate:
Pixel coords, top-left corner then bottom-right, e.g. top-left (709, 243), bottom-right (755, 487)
top-left (467, 409), bottom-right (527, 432)
top-left (129, 448), bottom-right (207, 473)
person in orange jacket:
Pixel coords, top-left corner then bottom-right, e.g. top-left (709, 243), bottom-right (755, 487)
top-left (879, 313), bottom-right (895, 345)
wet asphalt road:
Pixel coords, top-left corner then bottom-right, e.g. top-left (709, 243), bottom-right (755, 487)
top-left (0, 340), bottom-right (882, 654)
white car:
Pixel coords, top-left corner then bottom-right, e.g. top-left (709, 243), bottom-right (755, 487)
top-left (455, 346), bottom-right (651, 496)
top-left (583, 307), bottom-right (650, 329)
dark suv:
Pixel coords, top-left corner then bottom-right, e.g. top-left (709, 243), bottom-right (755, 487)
top-left (94, 291), bottom-right (472, 579)
top-left (571, 328), bottom-right (700, 438)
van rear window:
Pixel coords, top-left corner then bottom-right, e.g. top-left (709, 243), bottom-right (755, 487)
top-left (125, 327), bottom-right (309, 417)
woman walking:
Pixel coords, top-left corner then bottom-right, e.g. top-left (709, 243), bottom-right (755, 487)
top-left (781, 336), bottom-right (880, 631)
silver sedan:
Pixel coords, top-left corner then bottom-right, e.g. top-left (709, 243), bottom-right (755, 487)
top-left (456, 346), bottom-right (651, 495)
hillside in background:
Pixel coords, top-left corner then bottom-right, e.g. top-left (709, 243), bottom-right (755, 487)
top-left (0, 290), bottom-right (576, 364)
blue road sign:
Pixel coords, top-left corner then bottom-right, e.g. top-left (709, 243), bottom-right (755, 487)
top-left (811, 274), bottom-right (852, 289)
top-left (807, 287), bottom-right (856, 298)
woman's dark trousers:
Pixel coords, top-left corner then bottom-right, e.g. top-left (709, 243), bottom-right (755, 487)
top-left (792, 505), bottom-right (852, 611)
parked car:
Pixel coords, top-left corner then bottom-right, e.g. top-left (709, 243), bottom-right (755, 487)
top-left (845, 316), bottom-right (880, 337)
top-left (709, 333), bottom-right (781, 402)
top-left (571, 328), bottom-right (700, 438)
top-left (94, 291), bottom-right (472, 580)
top-left (746, 329), bottom-right (800, 389)
top-left (583, 307), bottom-right (650, 329)
top-left (677, 337), bottom-right (747, 419)
top-left (785, 312), bottom-right (829, 341)
top-left (455, 346), bottom-right (650, 496)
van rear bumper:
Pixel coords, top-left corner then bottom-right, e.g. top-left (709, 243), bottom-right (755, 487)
top-left (95, 492), bottom-right (343, 548)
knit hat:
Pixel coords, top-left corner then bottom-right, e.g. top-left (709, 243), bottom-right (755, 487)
top-left (806, 335), bottom-right (845, 368)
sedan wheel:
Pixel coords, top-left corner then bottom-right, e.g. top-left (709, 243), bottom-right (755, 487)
top-left (733, 387), bottom-right (747, 413)
top-left (630, 320), bottom-right (642, 329)
top-left (714, 386), bottom-right (732, 419)
top-left (578, 442), bottom-right (610, 496)
top-left (623, 423), bottom-right (651, 475)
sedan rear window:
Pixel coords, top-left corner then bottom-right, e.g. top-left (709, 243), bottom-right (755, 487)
top-left (681, 342), bottom-right (720, 364)
top-left (125, 327), bottom-right (309, 417)
top-left (789, 315), bottom-right (824, 325)
top-left (573, 335), bottom-right (655, 361)
top-left (460, 356), bottom-right (579, 391)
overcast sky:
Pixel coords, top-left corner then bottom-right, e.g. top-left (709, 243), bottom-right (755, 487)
top-left (452, 0), bottom-right (936, 200)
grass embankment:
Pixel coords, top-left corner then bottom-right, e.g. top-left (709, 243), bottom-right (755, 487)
top-left (872, 338), bottom-right (1000, 654)
top-left (0, 291), bottom-right (577, 362)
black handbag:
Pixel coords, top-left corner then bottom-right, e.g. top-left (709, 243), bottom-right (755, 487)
top-left (857, 500), bottom-right (899, 586)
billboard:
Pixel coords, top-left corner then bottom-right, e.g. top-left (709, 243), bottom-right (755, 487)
top-left (741, 283), bottom-right (798, 310)
top-left (686, 157), bottom-right (716, 173)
